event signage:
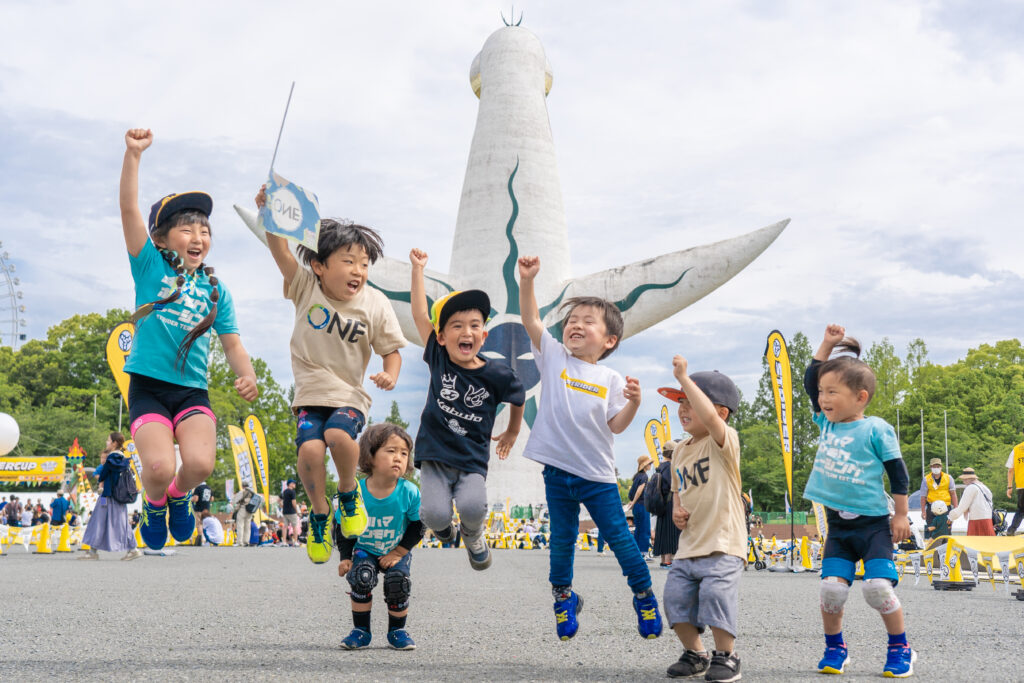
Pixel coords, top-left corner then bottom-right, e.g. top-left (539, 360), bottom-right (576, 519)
top-left (0, 456), bottom-right (66, 483)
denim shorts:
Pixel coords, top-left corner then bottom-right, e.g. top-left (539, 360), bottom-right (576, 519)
top-left (294, 406), bottom-right (365, 446)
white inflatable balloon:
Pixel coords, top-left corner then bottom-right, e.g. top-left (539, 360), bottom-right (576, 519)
top-left (0, 412), bottom-right (20, 455)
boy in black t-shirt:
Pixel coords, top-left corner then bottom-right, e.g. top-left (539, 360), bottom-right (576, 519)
top-left (409, 249), bottom-right (526, 570)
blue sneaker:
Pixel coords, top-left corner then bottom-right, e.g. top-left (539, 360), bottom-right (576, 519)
top-left (553, 591), bottom-right (583, 641)
top-left (139, 498), bottom-right (168, 550)
top-left (166, 490), bottom-right (195, 543)
top-left (883, 645), bottom-right (916, 678)
top-left (818, 645), bottom-right (849, 674)
top-left (387, 629), bottom-right (416, 650)
top-left (340, 628), bottom-right (372, 650)
top-left (633, 590), bottom-right (663, 639)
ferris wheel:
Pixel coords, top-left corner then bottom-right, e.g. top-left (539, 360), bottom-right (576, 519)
top-left (0, 241), bottom-right (27, 349)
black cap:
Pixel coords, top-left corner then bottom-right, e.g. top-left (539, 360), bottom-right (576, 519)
top-left (429, 290), bottom-right (491, 334)
top-left (657, 370), bottom-right (740, 415)
top-left (148, 191), bottom-right (213, 234)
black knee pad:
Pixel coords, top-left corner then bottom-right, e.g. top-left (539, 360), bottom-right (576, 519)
top-left (347, 562), bottom-right (378, 602)
top-left (383, 570), bottom-right (411, 611)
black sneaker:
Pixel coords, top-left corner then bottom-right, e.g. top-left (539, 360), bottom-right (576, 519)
top-left (705, 651), bottom-right (741, 682)
top-left (667, 649), bottom-right (710, 678)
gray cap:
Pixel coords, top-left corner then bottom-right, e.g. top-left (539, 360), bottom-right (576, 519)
top-left (658, 370), bottom-right (740, 415)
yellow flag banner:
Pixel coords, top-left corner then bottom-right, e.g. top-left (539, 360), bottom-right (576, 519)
top-left (228, 425), bottom-right (257, 492)
top-left (644, 418), bottom-right (665, 465)
top-left (0, 457), bottom-right (65, 483)
top-left (660, 404), bottom-right (672, 441)
top-left (244, 414), bottom-right (271, 514)
top-left (105, 322), bottom-right (135, 409)
top-left (124, 439), bottom-right (143, 490)
top-left (765, 330), bottom-right (794, 501)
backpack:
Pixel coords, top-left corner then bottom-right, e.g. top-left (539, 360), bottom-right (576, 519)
top-left (644, 467), bottom-right (670, 517)
top-left (111, 470), bottom-right (139, 505)
top-left (245, 493), bottom-right (263, 514)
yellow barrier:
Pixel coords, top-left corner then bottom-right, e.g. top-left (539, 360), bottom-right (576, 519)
top-left (56, 524), bottom-right (73, 552)
top-left (33, 523), bottom-right (53, 554)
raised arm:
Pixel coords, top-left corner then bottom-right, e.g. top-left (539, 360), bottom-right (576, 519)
top-left (814, 324), bottom-right (846, 361)
top-left (409, 249), bottom-right (434, 344)
top-left (517, 256), bottom-right (543, 349)
top-left (119, 129), bottom-right (153, 257)
top-left (673, 355), bottom-right (728, 447)
top-left (254, 185), bottom-right (299, 291)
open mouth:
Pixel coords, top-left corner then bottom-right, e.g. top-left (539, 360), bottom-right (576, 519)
top-left (568, 332), bottom-right (584, 342)
top-left (186, 248), bottom-right (202, 260)
top-left (347, 280), bottom-right (361, 293)
top-left (458, 342), bottom-right (473, 354)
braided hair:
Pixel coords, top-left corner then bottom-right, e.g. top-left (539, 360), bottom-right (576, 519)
top-left (132, 209), bottom-right (221, 373)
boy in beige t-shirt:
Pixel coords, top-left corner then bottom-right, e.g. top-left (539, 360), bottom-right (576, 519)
top-left (256, 186), bottom-right (406, 566)
top-left (658, 356), bottom-right (745, 682)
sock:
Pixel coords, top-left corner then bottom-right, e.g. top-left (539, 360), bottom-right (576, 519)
top-left (634, 588), bottom-right (654, 600)
top-left (552, 585), bottom-right (572, 601)
top-left (888, 632), bottom-right (908, 647)
top-left (388, 614), bottom-right (407, 632)
top-left (825, 632), bottom-right (845, 648)
top-left (353, 611), bottom-right (371, 632)
top-left (146, 493), bottom-right (167, 507)
top-left (167, 481), bottom-right (187, 499)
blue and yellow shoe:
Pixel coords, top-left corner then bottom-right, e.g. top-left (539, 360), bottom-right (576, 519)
top-left (306, 500), bottom-right (334, 565)
top-left (386, 629), bottom-right (416, 650)
top-left (334, 487), bottom-right (368, 539)
top-left (340, 628), bottom-right (372, 650)
top-left (139, 498), bottom-right (168, 550)
top-left (883, 645), bottom-right (916, 678)
top-left (167, 490), bottom-right (195, 543)
top-left (818, 645), bottom-right (849, 674)
top-left (633, 590), bottom-right (663, 639)
top-left (553, 591), bottom-right (583, 641)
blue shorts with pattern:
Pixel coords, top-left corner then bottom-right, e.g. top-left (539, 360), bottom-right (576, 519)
top-left (294, 406), bottom-right (365, 446)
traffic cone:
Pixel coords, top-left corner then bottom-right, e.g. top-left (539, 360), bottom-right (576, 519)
top-left (33, 523), bottom-right (54, 554)
top-left (135, 525), bottom-right (146, 549)
top-left (56, 524), bottom-right (73, 552)
top-left (800, 536), bottom-right (814, 570)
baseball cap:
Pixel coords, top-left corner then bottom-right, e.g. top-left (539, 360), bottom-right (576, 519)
top-left (148, 191), bottom-right (213, 234)
top-left (286, 479), bottom-right (296, 485)
top-left (429, 290), bottom-right (491, 334)
top-left (658, 370), bottom-right (740, 415)
top-left (929, 458), bottom-right (942, 468)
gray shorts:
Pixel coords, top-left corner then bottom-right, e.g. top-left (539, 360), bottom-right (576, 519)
top-left (663, 553), bottom-right (744, 637)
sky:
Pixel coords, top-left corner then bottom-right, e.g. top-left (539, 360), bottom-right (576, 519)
top-left (1, 1), bottom-right (1022, 477)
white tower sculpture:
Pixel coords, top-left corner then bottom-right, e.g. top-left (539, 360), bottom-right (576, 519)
top-left (237, 22), bottom-right (787, 506)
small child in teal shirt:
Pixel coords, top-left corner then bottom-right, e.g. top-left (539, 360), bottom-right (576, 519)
top-left (927, 501), bottom-right (950, 539)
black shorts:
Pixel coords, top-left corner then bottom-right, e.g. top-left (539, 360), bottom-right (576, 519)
top-left (127, 373), bottom-right (215, 437)
top-left (821, 509), bottom-right (898, 584)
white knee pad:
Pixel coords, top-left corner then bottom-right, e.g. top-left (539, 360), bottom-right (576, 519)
top-left (862, 578), bottom-right (901, 615)
top-left (819, 578), bottom-right (850, 614)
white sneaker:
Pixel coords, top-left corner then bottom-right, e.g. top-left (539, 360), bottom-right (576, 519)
top-left (596, 551), bottom-right (607, 556)
top-left (464, 530), bottom-right (492, 570)
top-left (77, 550), bottom-right (99, 560)
top-left (121, 548), bottom-right (143, 561)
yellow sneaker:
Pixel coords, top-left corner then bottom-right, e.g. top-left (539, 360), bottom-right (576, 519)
top-left (305, 501), bottom-right (334, 564)
top-left (334, 486), bottom-right (368, 539)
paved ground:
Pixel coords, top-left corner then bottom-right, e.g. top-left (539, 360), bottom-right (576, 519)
top-left (1, 544), bottom-right (1021, 681)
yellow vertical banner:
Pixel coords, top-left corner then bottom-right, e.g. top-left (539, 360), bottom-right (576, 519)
top-left (123, 439), bottom-right (143, 490)
top-left (643, 418), bottom-right (664, 465)
top-left (243, 414), bottom-right (272, 514)
top-left (228, 425), bottom-right (257, 492)
top-left (765, 330), bottom-right (794, 502)
top-left (660, 404), bottom-right (671, 441)
top-left (105, 322), bottom-right (135, 409)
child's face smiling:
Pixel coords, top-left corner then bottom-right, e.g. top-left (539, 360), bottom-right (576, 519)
top-left (371, 434), bottom-right (410, 482)
top-left (155, 222), bottom-right (210, 273)
top-left (563, 304), bottom-right (616, 363)
top-left (437, 309), bottom-right (488, 368)
top-left (312, 244), bottom-right (369, 302)
top-left (817, 371), bottom-right (868, 423)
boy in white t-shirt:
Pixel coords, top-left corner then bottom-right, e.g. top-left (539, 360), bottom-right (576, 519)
top-left (517, 255), bottom-right (662, 642)
top-left (255, 187), bottom-right (407, 566)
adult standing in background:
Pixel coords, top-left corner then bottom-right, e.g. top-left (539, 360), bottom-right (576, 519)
top-left (49, 491), bottom-right (70, 526)
top-left (920, 458), bottom-right (958, 529)
top-left (948, 467), bottom-right (995, 536)
top-left (192, 481), bottom-right (213, 543)
top-left (651, 441), bottom-right (679, 568)
top-left (81, 432), bottom-right (142, 561)
top-left (1004, 439), bottom-right (1024, 535)
top-left (627, 455), bottom-right (653, 558)
top-left (230, 485), bottom-right (257, 547)
top-left (281, 480), bottom-right (300, 547)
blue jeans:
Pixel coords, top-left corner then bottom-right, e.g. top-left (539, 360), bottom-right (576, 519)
top-left (543, 465), bottom-right (652, 594)
top-left (633, 501), bottom-right (651, 554)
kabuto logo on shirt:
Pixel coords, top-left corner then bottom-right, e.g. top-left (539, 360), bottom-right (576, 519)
top-left (305, 304), bottom-right (367, 343)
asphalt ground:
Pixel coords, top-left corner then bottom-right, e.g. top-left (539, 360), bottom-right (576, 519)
top-left (1, 544), bottom-right (1021, 681)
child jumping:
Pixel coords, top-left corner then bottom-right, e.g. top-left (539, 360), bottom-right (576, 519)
top-left (517, 255), bottom-right (662, 641)
top-left (408, 248), bottom-right (525, 570)
top-left (255, 186), bottom-right (406, 564)
top-left (659, 356), bottom-right (745, 682)
top-left (119, 129), bottom-right (258, 550)
top-left (804, 324), bottom-right (914, 678)
top-left (334, 423), bottom-right (423, 651)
